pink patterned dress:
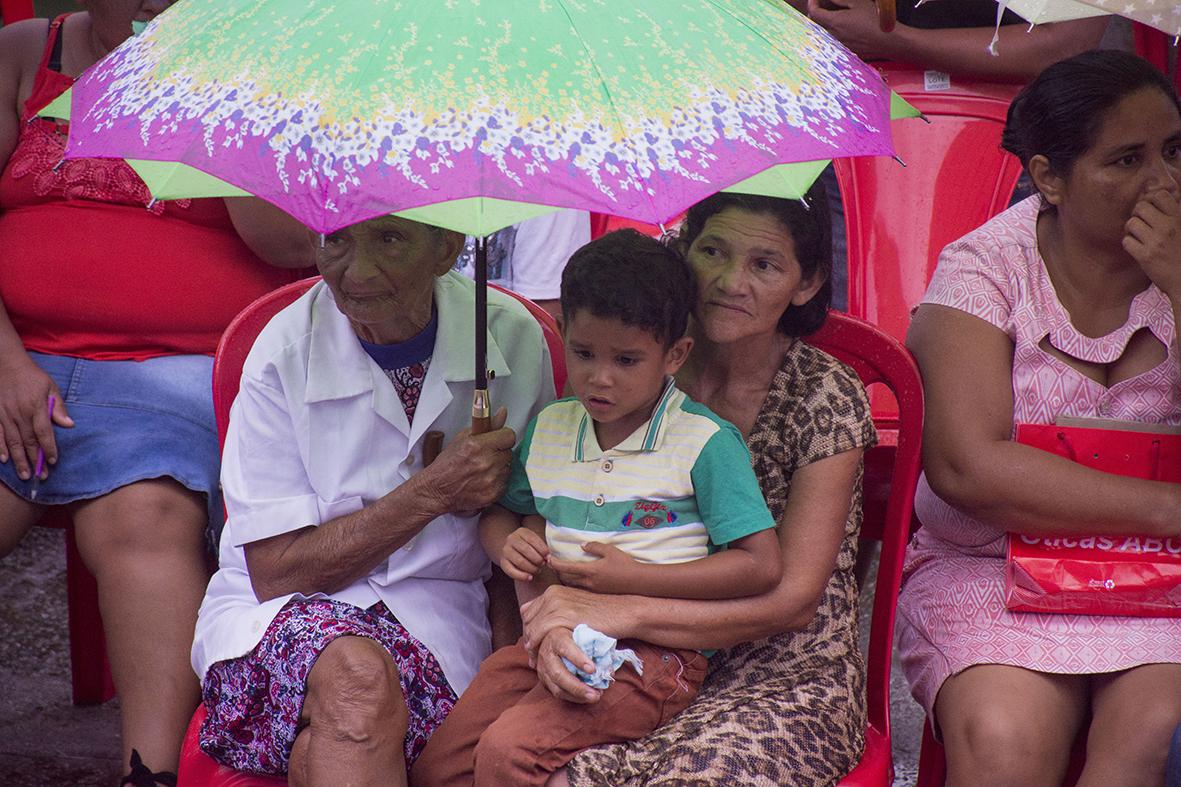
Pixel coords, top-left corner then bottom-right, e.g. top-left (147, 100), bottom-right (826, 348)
top-left (897, 197), bottom-right (1181, 718)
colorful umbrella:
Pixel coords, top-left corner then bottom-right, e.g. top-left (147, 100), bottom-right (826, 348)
top-left (57, 0), bottom-right (903, 236)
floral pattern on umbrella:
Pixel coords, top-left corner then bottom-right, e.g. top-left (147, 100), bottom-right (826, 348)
top-left (63, 0), bottom-right (896, 233)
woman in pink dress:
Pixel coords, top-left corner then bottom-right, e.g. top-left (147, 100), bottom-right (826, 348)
top-left (898, 50), bottom-right (1181, 786)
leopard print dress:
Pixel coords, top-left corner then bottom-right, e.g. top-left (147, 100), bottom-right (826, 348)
top-left (566, 340), bottom-right (877, 787)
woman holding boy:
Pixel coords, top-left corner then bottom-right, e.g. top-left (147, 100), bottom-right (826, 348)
top-left (415, 229), bottom-right (784, 785)
top-left (423, 182), bottom-right (877, 785)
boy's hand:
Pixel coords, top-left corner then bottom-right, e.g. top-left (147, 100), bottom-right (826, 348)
top-left (549, 542), bottom-right (639, 594)
top-left (501, 526), bottom-right (550, 581)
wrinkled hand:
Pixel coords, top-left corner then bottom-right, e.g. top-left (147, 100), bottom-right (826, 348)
top-left (0, 352), bottom-right (74, 482)
top-left (418, 407), bottom-right (515, 515)
top-left (501, 526), bottom-right (550, 581)
top-left (531, 626), bottom-right (601, 704)
top-left (807, 0), bottom-right (896, 61)
top-left (549, 541), bottom-right (640, 594)
top-left (1125, 189), bottom-right (1181, 299)
top-left (521, 583), bottom-right (625, 654)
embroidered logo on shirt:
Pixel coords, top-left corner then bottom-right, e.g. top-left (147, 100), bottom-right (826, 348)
top-left (620, 501), bottom-right (677, 529)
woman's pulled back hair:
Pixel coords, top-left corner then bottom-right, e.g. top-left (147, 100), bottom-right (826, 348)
top-left (1002, 50), bottom-right (1181, 180)
top-left (678, 179), bottom-right (832, 337)
top-left (560, 229), bottom-right (695, 347)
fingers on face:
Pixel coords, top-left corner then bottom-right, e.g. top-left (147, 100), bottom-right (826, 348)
top-left (1125, 215), bottom-right (1152, 245)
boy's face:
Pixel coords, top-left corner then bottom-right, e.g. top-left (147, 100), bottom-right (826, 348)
top-left (563, 310), bottom-right (692, 446)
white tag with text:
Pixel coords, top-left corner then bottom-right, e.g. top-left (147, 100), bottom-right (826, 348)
top-left (923, 70), bottom-right (951, 92)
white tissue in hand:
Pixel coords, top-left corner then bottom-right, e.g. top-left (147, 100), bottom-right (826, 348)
top-left (562, 623), bottom-right (643, 689)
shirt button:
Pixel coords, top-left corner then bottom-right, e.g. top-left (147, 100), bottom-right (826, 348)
top-left (602, 460), bottom-right (613, 473)
top-left (404, 537), bottom-right (415, 551)
top-left (1098, 400), bottom-right (1112, 416)
top-left (593, 495), bottom-right (605, 507)
top-left (251, 621), bottom-right (262, 633)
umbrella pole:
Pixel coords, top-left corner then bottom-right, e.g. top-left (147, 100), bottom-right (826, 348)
top-left (472, 234), bottom-right (491, 435)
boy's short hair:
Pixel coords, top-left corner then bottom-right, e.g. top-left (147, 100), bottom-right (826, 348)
top-left (560, 229), bottom-right (695, 347)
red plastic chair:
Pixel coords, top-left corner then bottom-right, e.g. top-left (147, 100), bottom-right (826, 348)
top-left (834, 67), bottom-right (1023, 640)
top-left (835, 65), bottom-right (1022, 428)
top-left (180, 276), bottom-right (566, 786)
top-left (1133, 22), bottom-right (1180, 95)
top-left (0, 0), bottom-right (34, 24)
top-left (805, 311), bottom-right (924, 786)
top-left (589, 212), bottom-right (685, 241)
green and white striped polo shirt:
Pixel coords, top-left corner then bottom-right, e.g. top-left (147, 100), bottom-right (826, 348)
top-left (500, 379), bottom-right (775, 565)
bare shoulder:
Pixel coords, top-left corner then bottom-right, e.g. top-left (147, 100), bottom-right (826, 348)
top-left (0, 19), bottom-right (50, 70)
top-left (0, 18), bottom-right (51, 108)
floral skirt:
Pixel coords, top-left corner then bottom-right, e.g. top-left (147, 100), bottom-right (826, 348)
top-left (200, 598), bottom-right (457, 775)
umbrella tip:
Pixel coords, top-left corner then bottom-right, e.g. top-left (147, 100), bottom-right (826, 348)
top-left (319, 233), bottom-right (326, 249)
top-left (893, 155), bottom-right (908, 168)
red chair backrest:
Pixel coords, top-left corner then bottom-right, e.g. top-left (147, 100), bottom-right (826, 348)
top-left (805, 310), bottom-right (923, 762)
top-left (490, 284), bottom-right (567, 397)
top-left (212, 277), bottom-right (566, 449)
top-left (835, 65), bottom-right (1022, 426)
top-left (589, 213), bottom-right (684, 241)
top-left (0, 0), bottom-right (34, 23)
top-left (1133, 22), bottom-right (1181, 95)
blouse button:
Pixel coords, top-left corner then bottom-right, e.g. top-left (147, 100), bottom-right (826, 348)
top-left (1098, 400), bottom-right (1112, 417)
top-left (593, 495), bottom-right (605, 507)
top-left (602, 460), bottom-right (614, 473)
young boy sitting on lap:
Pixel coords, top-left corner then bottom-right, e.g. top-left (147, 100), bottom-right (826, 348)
top-left (411, 229), bottom-right (781, 787)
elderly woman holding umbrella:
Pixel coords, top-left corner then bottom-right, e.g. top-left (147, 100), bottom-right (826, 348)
top-left (191, 213), bottom-right (555, 785)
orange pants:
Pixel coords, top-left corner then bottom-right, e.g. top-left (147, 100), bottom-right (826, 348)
top-left (411, 638), bottom-right (706, 787)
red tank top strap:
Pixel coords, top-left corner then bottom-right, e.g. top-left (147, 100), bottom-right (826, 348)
top-left (22, 14), bottom-right (74, 120)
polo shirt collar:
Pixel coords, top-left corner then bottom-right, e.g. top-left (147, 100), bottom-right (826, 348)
top-left (304, 273), bottom-right (512, 405)
top-left (573, 377), bottom-right (683, 461)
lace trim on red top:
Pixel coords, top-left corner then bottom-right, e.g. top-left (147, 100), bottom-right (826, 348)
top-left (9, 14), bottom-right (189, 215)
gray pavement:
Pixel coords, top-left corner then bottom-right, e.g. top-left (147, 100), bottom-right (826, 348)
top-left (0, 527), bottom-right (121, 786)
top-left (0, 527), bottom-right (925, 786)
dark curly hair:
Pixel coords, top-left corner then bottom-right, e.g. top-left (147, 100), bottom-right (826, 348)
top-left (560, 229), bottom-right (696, 347)
top-left (678, 179), bottom-right (832, 337)
top-left (1002, 50), bottom-right (1181, 182)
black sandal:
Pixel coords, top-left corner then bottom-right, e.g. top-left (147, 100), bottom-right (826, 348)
top-left (120, 749), bottom-right (178, 787)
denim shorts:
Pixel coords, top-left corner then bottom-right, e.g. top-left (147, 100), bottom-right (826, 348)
top-left (0, 352), bottom-right (224, 547)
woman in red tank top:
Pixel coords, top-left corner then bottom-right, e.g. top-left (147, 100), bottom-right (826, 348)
top-left (0, 4), bottom-right (314, 785)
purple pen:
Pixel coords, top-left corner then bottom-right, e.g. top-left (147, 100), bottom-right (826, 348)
top-left (29, 394), bottom-right (55, 500)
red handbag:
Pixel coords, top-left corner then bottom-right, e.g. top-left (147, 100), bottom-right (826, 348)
top-left (1004, 422), bottom-right (1181, 617)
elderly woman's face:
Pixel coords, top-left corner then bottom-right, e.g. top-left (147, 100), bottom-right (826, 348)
top-left (317, 216), bottom-right (461, 344)
top-left (685, 208), bottom-right (822, 345)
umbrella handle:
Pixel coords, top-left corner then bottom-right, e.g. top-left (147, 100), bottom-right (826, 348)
top-left (471, 388), bottom-right (491, 435)
top-left (876, 0), bottom-right (896, 32)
